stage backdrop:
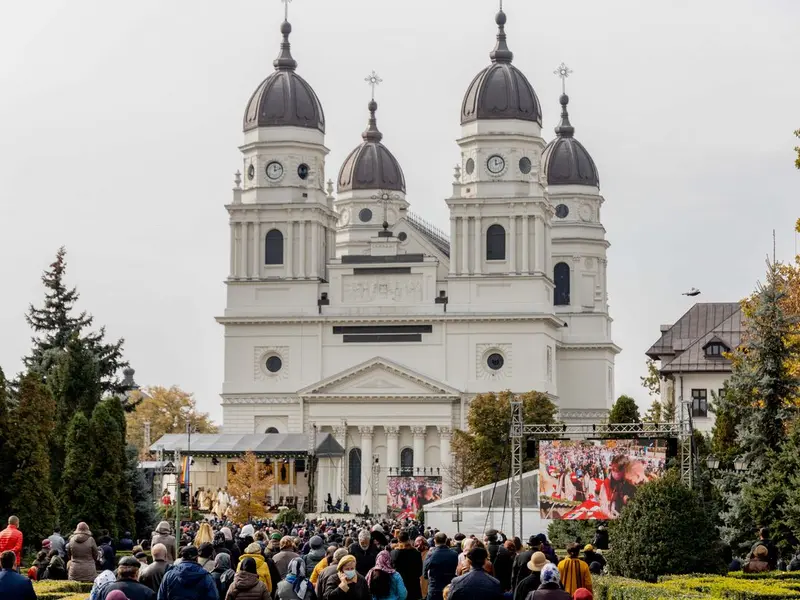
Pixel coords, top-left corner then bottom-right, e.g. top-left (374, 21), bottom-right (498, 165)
top-left (387, 476), bottom-right (442, 518)
top-left (538, 439), bottom-right (668, 520)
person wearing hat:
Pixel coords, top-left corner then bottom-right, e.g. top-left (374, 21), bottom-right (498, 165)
top-left (573, 589), bottom-right (593, 600)
top-left (305, 536), bottom-right (327, 573)
top-left (532, 564), bottom-right (570, 600)
top-left (323, 554), bottom-right (369, 600)
top-left (510, 535), bottom-right (539, 593)
top-left (448, 547), bottom-right (502, 600)
top-left (744, 545), bottom-right (771, 573)
top-left (512, 552), bottom-right (546, 600)
top-left (317, 548), bottom-right (351, 599)
top-left (159, 545), bottom-right (219, 600)
top-left (228, 557), bottom-right (270, 600)
top-left (581, 545), bottom-right (605, 571)
top-left (237, 542), bottom-right (274, 591)
top-left (557, 544), bottom-right (592, 598)
top-left (99, 556), bottom-right (155, 600)
top-left (151, 522), bottom-right (177, 564)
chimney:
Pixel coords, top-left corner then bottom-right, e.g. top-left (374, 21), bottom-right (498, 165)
top-left (660, 324), bottom-right (672, 333)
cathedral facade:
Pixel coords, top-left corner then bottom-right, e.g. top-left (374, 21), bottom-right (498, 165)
top-left (218, 8), bottom-right (619, 512)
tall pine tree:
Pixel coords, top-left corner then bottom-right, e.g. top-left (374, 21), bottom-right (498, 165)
top-left (0, 368), bottom-right (11, 516)
top-left (8, 374), bottom-right (58, 547)
top-left (25, 247), bottom-right (128, 395)
top-left (85, 399), bottom-right (126, 538)
top-left (108, 398), bottom-right (135, 538)
top-left (126, 445), bottom-right (156, 540)
top-left (60, 412), bottom-right (98, 531)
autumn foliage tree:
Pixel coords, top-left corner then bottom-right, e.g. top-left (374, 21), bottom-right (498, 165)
top-left (126, 386), bottom-right (217, 457)
top-left (452, 390), bottom-right (556, 488)
top-left (227, 452), bottom-right (274, 523)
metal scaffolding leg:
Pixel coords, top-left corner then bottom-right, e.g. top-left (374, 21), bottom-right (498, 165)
top-left (510, 399), bottom-right (523, 540)
top-left (679, 400), bottom-right (692, 487)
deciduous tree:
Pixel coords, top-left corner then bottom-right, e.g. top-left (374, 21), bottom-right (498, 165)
top-left (227, 452), bottom-right (274, 523)
top-left (126, 386), bottom-right (217, 457)
top-left (608, 395), bottom-right (641, 424)
top-left (452, 390), bottom-right (556, 488)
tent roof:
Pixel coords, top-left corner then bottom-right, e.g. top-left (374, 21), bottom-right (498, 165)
top-left (150, 432), bottom-right (344, 457)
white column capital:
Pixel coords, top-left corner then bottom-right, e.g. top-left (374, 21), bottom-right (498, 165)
top-left (436, 425), bottom-right (452, 439)
top-left (385, 426), bottom-right (400, 437)
top-left (410, 426), bottom-right (426, 438)
top-left (358, 425), bottom-right (374, 438)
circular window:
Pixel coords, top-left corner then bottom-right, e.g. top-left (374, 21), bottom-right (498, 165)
top-left (465, 158), bottom-right (475, 175)
top-left (247, 164), bottom-right (255, 180)
top-left (265, 356), bottom-right (282, 373)
top-left (555, 204), bottom-right (569, 219)
top-left (297, 163), bottom-right (309, 180)
top-left (397, 232), bottom-right (407, 241)
top-left (519, 157), bottom-right (532, 174)
top-left (487, 353), bottom-right (504, 371)
top-left (359, 208), bottom-right (373, 222)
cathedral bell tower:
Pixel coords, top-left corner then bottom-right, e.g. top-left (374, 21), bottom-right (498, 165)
top-left (227, 13), bottom-right (337, 291)
top-left (446, 7), bottom-right (554, 313)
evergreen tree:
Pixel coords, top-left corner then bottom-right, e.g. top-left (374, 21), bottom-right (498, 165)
top-left (7, 374), bottom-right (58, 547)
top-left (0, 368), bottom-right (11, 516)
top-left (108, 398), bottom-right (135, 538)
top-left (642, 399), bottom-right (662, 423)
top-left (126, 444), bottom-right (156, 540)
top-left (608, 395), bottom-right (642, 439)
top-left (25, 247), bottom-right (129, 396)
top-left (715, 261), bottom-right (800, 550)
top-left (60, 412), bottom-right (97, 531)
top-left (85, 398), bottom-right (126, 538)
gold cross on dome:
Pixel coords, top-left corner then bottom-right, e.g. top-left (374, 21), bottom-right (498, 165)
top-left (280, 0), bottom-right (291, 21)
top-left (365, 70), bottom-right (383, 100)
top-left (553, 62), bottom-right (573, 95)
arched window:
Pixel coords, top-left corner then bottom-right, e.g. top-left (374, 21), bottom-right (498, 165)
top-left (486, 224), bottom-right (506, 261)
top-left (264, 427), bottom-right (279, 434)
top-left (348, 448), bottom-right (362, 495)
top-left (400, 448), bottom-right (414, 476)
top-left (265, 229), bottom-right (284, 265)
top-left (554, 262), bottom-right (570, 306)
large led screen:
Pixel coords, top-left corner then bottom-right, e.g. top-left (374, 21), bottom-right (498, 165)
top-left (387, 476), bottom-right (442, 518)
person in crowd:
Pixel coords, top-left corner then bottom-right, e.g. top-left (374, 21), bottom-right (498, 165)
top-left (588, 562), bottom-right (603, 577)
top-left (139, 544), bottom-right (170, 593)
top-left (99, 541), bottom-right (117, 573)
top-left (211, 553), bottom-right (236, 600)
top-left (531, 564), bottom-right (570, 600)
top-left (0, 551), bottom-right (36, 600)
top-left (510, 536), bottom-right (539, 593)
top-left (152, 522), bottom-right (177, 564)
top-left (414, 537), bottom-right (429, 600)
top-left (48, 527), bottom-right (67, 558)
top-left (196, 523), bottom-right (215, 548)
top-left (366, 550), bottom-right (407, 600)
top-left (310, 546), bottom-right (337, 586)
top-left (317, 549), bottom-right (351, 600)
top-left (448, 547), bottom-right (501, 600)
top-left (512, 552), bottom-right (545, 600)
top-left (238, 542), bottom-right (273, 592)
top-left (423, 533), bottom-right (457, 600)
top-left (537, 536), bottom-right (557, 566)
top-left (592, 526), bottom-right (608, 551)
top-left (277, 557), bottom-right (316, 600)
top-left (199, 543), bottom-right (217, 572)
top-left (42, 556), bottom-right (68, 581)
top-left (274, 537), bottom-right (300, 578)
top-left (120, 532), bottom-right (135, 552)
top-left (744, 545), bottom-right (771, 574)
top-left (390, 531), bottom-right (422, 600)
top-left (557, 544), bottom-right (591, 598)
top-left (67, 522), bottom-right (98, 582)
top-left (305, 536), bottom-right (327, 573)
top-left (349, 530), bottom-right (379, 577)
top-left (29, 551), bottom-right (50, 581)
top-left (324, 555), bottom-right (369, 600)
top-left (135, 552), bottom-right (150, 567)
top-left (90, 570), bottom-right (117, 600)
top-left (0, 516), bottom-right (23, 570)
top-left (573, 589), bottom-right (593, 600)
top-left (491, 537), bottom-right (514, 592)
top-left (158, 545), bottom-right (219, 600)
top-left (749, 528), bottom-right (778, 570)
top-left (100, 556), bottom-right (155, 600)
top-left (581, 545), bottom-right (605, 571)
top-left (227, 557), bottom-right (270, 600)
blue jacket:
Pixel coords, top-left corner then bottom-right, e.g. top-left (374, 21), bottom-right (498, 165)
top-left (0, 569), bottom-right (37, 600)
top-left (448, 569), bottom-right (502, 600)
top-left (422, 546), bottom-right (458, 596)
top-left (157, 561), bottom-right (219, 600)
top-left (374, 571), bottom-right (408, 600)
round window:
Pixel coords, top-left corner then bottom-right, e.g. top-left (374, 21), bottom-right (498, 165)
top-left (247, 164), bottom-right (255, 180)
top-left (465, 158), bottom-right (475, 175)
top-left (265, 356), bottom-right (282, 373)
top-left (519, 157), bottom-right (532, 174)
top-left (297, 163), bottom-right (309, 180)
top-left (487, 353), bottom-right (504, 371)
top-left (397, 232), bottom-right (407, 241)
top-left (555, 204), bottom-right (569, 219)
top-left (359, 208), bottom-right (373, 222)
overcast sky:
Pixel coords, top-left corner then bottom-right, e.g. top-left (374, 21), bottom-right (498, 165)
top-left (1, 0), bottom-right (798, 422)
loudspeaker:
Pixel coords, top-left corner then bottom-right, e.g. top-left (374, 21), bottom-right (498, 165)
top-left (526, 438), bottom-right (538, 459)
top-left (666, 437), bottom-right (679, 459)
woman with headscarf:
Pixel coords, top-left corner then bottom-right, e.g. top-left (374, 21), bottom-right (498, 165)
top-left (237, 542), bottom-right (273, 592)
top-left (367, 551), bottom-right (406, 600)
top-left (42, 555), bottom-right (68, 580)
top-left (278, 557), bottom-right (316, 600)
top-left (227, 557), bottom-right (271, 600)
top-left (527, 564), bottom-right (570, 600)
top-left (89, 570), bottom-right (118, 600)
top-left (212, 553), bottom-right (237, 599)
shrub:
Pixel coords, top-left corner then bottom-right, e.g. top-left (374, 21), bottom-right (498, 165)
top-left (607, 471), bottom-right (726, 581)
top-left (547, 520), bottom-right (600, 549)
top-left (274, 508), bottom-right (305, 526)
top-left (594, 574), bottom-right (800, 599)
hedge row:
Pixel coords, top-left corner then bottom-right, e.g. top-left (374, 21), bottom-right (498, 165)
top-left (594, 574), bottom-right (800, 599)
top-left (32, 581), bottom-right (93, 600)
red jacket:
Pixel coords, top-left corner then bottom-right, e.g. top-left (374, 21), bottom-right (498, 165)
top-left (0, 524), bottom-right (24, 565)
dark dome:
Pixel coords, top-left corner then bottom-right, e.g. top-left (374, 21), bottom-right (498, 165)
top-left (461, 11), bottom-right (541, 125)
top-left (338, 100), bottom-right (405, 193)
top-left (542, 94), bottom-right (599, 187)
top-left (243, 21), bottom-right (325, 133)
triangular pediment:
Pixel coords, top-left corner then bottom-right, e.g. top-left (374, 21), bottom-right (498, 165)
top-left (298, 357), bottom-right (461, 397)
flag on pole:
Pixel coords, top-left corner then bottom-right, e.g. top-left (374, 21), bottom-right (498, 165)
top-left (180, 455), bottom-right (191, 486)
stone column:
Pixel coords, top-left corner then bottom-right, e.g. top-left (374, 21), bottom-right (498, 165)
top-left (252, 220), bottom-right (261, 279)
top-left (449, 217), bottom-right (457, 276)
top-left (461, 217), bottom-right (469, 275)
top-left (509, 215), bottom-right (517, 274)
top-left (437, 426), bottom-right (452, 496)
top-left (473, 214), bottom-right (482, 275)
top-left (522, 215), bottom-right (530, 274)
top-left (299, 219), bottom-right (306, 278)
top-left (238, 223), bottom-right (247, 279)
top-left (286, 221), bottom-right (293, 278)
top-left (359, 426), bottom-right (374, 511)
top-left (288, 458), bottom-right (295, 503)
top-left (333, 424), bottom-right (347, 504)
top-left (271, 458), bottom-right (280, 506)
top-left (411, 426), bottom-right (426, 473)
top-left (229, 223), bottom-right (236, 277)
top-left (385, 426), bottom-right (400, 476)
top-left (310, 221), bottom-right (319, 279)
top-left (534, 216), bottom-right (544, 273)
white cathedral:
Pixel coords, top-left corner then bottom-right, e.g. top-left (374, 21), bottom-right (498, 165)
top-left (160, 7), bottom-right (619, 515)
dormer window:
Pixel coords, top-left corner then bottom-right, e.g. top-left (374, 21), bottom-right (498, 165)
top-left (704, 342), bottom-right (727, 358)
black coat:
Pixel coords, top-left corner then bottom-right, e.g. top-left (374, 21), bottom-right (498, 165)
top-left (582, 551), bottom-right (606, 569)
top-left (449, 569), bottom-right (503, 600)
top-left (524, 582), bottom-right (570, 600)
top-left (491, 547), bottom-right (514, 591)
top-left (422, 545), bottom-right (458, 600)
top-left (510, 551), bottom-right (533, 593)
top-left (347, 544), bottom-right (379, 577)
top-left (101, 579), bottom-right (157, 600)
top-left (513, 571), bottom-right (541, 600)
top-left (322, 574), bottom-right (370, 600)
top-left (390, 547), bottom-right (423, 600)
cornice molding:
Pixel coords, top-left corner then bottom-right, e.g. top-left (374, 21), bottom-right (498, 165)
top-left (222, 396), bottom-right (298, 405)
top-left (217, 313), bottom-right (567, 327)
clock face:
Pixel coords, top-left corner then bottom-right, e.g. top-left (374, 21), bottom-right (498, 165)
top-left (487, 154), bottom-right (505, 174)
top-left (338, 208), bottom-right (350, 227)
top-left (265, 161), bottom-right (284, 181)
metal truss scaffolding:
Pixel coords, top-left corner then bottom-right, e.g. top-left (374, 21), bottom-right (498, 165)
top-left (509, 399), bottom-right (692, 540)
